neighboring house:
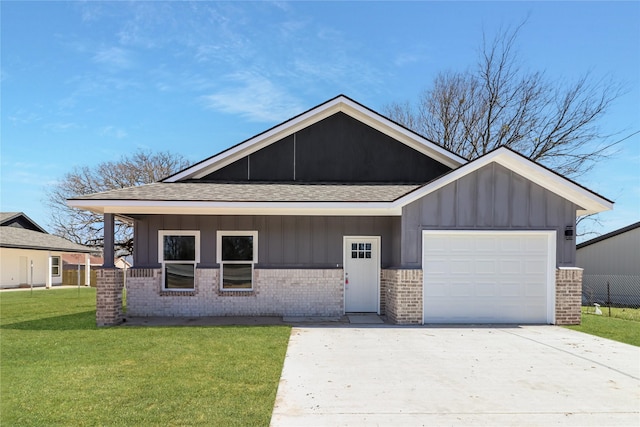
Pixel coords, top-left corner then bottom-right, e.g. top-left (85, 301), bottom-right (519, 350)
top-left (0, 212), bottom-right (95, 289)
top-left (62, 253), bottom-right (131, 287)
top-left (68, 95), bottom-right (613, 326)
top-left (62, 253), bottom-right (103, 270)
top-left (577, 221), bottom-right (640, 306)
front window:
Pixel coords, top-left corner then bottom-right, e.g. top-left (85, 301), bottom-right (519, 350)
top-left (217, 231), bottom-right (258, 291)
top-left (159, 231), bottom-right (199, 290)
top-left (51, 256), bottom-right (61, 277)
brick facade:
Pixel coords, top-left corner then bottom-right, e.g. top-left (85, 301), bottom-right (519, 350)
top-left (95, 265), bottom-right (582, 326)
top-left (383, 269), bottom-right (423, 324)
top-left (125, 268), bottom-right (343, 317)
top-left (555, 267), bottom-right (583, 325)
top-left (96, 268), bottom-right (124, 326)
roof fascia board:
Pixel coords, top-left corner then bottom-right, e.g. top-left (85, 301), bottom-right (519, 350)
top-left (165, 96), bottom-right (465, 182)
top-left (0, 244), bottom-right (94, 253)
top-left (392, 148), bottom-right (613, 216)
top-left (67, 199), bottom-right (402, 216)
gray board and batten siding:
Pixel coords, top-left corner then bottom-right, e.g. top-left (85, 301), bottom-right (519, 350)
top-left (133, 215), bottom-right (401, 269)
top-left (133, 163), bottom-right (579, 270)
top-left (401, 162), bottom-right (578, 267)
top-left (198, 112), bottom-right (452, 183)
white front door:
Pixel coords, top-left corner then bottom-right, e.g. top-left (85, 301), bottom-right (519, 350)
top-left (344, 237), bottom-right (380, 313)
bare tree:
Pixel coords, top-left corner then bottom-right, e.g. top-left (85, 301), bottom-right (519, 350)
top-left (47, 150), bottom-right (190, 254)
top-left (385, 23), bottom-right (626, 178)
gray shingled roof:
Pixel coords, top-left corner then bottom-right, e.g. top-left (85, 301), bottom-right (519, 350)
top-left (0, 212), bottom-right (21, 222)
top-left (69, 182), bottom-right (423, 203)
top-left (0, 226), bottom-right (94, 253)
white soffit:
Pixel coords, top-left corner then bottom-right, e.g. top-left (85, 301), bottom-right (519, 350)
top-left (164, 96), bottom-right (466, 182)
top-left (394, 148), bottom-right (613, 216)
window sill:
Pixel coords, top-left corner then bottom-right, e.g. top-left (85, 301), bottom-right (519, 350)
top-left (217, 289), bottom-right (255, 297)
top-left (160, 289), bottom-right (196, 297)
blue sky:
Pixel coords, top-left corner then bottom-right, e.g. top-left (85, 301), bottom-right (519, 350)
top-left (2, 1), bottom-right (639, 240)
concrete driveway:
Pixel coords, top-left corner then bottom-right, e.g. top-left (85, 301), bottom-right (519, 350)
top-left (271, 325), bottom-right (639, 426)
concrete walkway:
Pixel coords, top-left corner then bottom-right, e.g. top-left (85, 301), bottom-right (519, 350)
top-left (271, 325), bottom-right (640, 426)
top-left (0, 285), bottom-right (90, 292)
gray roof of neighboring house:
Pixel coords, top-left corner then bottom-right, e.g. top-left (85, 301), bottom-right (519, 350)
top-left (0, 212), bottom-right (21, 222)
top-left (0, 225), bottom-right (94, 253)
top-left (69, 182), bottom-right (423, 202)
top-left (577, 221), bottom-right (640, 249)
top-left (0, 212), bottom-right (48, 233)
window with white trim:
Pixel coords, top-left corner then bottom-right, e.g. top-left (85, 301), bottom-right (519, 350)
top-left (158, 231), bottom-right (200, 290)
top-left (217, 231), bottom-right (258, 291)
top-left (51, 256), bottom-right (61, 277)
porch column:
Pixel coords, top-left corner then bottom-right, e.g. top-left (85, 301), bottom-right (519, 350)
top-left (103, 213), bottom-right (115, 268)
top-left (96, 268), bottom-right (124, 326)
top-left (85, 253), bottom-right (91, 286)
top-left (46, 251), bottom-right (52, 289)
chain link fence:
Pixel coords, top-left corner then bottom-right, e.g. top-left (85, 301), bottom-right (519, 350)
top-left (582, 275), bottom-right (640, 320)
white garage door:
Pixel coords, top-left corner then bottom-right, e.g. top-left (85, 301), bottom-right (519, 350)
top-left (422, 231), bottom-right (556, 324)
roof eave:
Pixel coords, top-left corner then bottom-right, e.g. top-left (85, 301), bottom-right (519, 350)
top-left (0, 243), bottom-right (95, 253)
top-left (67, 199), bottom-right (403, 216)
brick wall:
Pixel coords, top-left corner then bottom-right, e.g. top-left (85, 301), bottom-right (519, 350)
top-left (555, 267), bottom-right (583, 325)
top-left (383, 269), bottom-right (423, 324)
top-left (126, 268), bottom-right (343, 317)
top-left (96, 268), bottom-right (124, 326)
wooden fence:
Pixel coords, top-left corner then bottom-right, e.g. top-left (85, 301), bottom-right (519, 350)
top-left (62, 269), bottom-right (97, 287)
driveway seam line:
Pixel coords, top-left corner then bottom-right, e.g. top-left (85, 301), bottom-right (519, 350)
top-left (500, 329), bottom-right (639, 380)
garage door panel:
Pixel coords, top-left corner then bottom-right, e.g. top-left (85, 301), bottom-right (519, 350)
top-left (499, 237), bottom-right (522, 252)
top-left (497, 283), bottom-right (522, 297)
top-left (475, 237), bottom-right (498, 251)
top-left (499, 259), bottom-right (523, 274)
top-left (475, 259), bottom-right (497, 273)
top-left (423, 231), bottom-right (553, 324)
top-left (450, 260), bottom-right (472, 273)
top-left (476, 283), bottom-right (496, 296)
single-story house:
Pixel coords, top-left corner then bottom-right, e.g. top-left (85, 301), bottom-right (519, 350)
top-left (577, 221), bottom-right (640, 306)
top-left (68, 95), bottom-right (613, 326)
top-left (0, 212), bottom-right (95, 289)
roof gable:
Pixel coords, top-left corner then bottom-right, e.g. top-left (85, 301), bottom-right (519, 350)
top-left (198, 112), bottom-right (452, 183)
top-left (394, 147), bottom-right (613, 216)
top-left (164, 95), bottom-right (466, 182)
top-left (0, 212), bottom-right (47, 233)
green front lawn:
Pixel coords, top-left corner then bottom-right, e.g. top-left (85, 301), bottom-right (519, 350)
top-left (566, 307), bottom-right (640, 347)
top-left (0, 288), bottom-right (291, 426)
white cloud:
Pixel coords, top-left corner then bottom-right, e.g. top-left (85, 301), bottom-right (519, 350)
top-left (44, 122), bottom-right (80, 132)
top-left (99, 126), bottom-right (128, 139)
top-left (93, 46), bottom-right (133, 69)
top-left (7, 109), bottom-right (41, 125)
top-left (201, 72), bottom-right (304, 122)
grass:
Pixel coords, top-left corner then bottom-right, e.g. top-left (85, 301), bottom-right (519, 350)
top-left (0, 288), bottom-right (291, 426)
top-left (566, 306), bottom-right (640, 347)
